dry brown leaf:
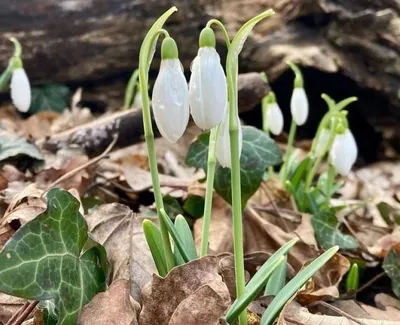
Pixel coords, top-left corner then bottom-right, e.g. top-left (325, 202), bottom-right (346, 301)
top-left (86, 203), bottom-right (133, 282)
top-left (78, 279), bottom-right (138, 325)
top-left (368, 228), bottom-right (400, 258)
top-left (375, 293), bottom-right (400, 310)
top-left (139, 256), bottom-right (230, 325)
top-left (0, 292), bottom-right (26, 324)
top-left (130, 214), bottom-right (157, 302)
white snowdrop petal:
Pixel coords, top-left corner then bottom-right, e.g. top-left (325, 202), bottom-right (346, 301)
top-left (11, 68), bottom-right (31, 113)
top-left (329, 130), bottom-right (357, 176)
top-left (189, 47), bottom-right (227, 130)
top-left (290, 88), bottom-right (309, 126)
top-left (315, 128), bottom-right (330, 156)
top-left (346, 130), bottom-right (358, 164)
top-left (266, 103), bottom-right (284, 135)
top-left (216, 109), bottom-right (243, 168)
top-left (152, 59), bottom-right (189, 143)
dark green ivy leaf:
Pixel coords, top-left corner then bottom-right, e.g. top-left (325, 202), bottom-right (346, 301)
top-left (185, 126), bottom-right (282, 207)
top-left (0, 188), bottom-right (107, 325)
top-left (312, 211), bottom-right (358, 250)
top-left (163, 195), bottom-right (183, 219)
top-left (183, 195), bottom-right (205, 218)
top-left (30, 84), bottom-right (70, 114)
top-left (383, 245), bottom-right (400, 299)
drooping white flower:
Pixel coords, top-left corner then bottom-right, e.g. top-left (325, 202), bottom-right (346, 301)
top-left (314, 128), bottom-right (331, 156)
top-left (290, 87), bottom-right (308, 126)
top-left (11, 68), bottom-right (31, 113)
top-left (329, 129), bottom-right (358, 176)
top-left (189, 47), bottom-right (227, 130)
top-left (152, 37), bottom-right (189, 143)
top-left (216, 107), bottom-right (243, 168)
top-left (266, 102), bottom-right (284, 135)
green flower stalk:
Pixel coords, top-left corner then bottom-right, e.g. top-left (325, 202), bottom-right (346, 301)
top-left (225, 9), bottom-right (275, 325)
top-left (123, 68), bottom-right (139, 110)
top-left (138, 7), bottom-right (178, 272)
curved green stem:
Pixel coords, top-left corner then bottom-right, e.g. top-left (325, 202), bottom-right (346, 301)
top-left (9, 37), bottom-right (22, 58)
top-left (206, 19), bottom-right (231, 48)
top-left (123, 69), bottom-right (139, 110)
top-left (281, 119), bottom-right (297, 183)
top-left (200, 126), bottom-right (219, 256)
top-left (138, 8), bottom-right (177, 272)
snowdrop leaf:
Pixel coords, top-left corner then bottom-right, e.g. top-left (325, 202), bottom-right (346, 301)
top-left (30, 84), bottom-right (70, 113)
top-left (0, 189), bottom-right (108, 325)
top-left (186, 126), bottom-right (282, 207)
top-left (312, 211), bottom-right (358, 250)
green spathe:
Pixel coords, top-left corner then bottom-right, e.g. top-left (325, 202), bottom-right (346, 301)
top-left (161, 37), bottom-right (179, 60)
top-left (199, 27), bottom-right (216, 48)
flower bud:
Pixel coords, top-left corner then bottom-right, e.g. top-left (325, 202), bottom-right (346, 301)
top-left (152, 37), bottom-right (189, 143)
top-left (266, 100), bottom-right (284, 136)
top-left (290, 87), bottom-right (308, 126)
top-left (189, 28), bottom-right (227, 130)
top-left (216, 108), bottom-right (243, 168)
top-left (329, 128), bottom-right (357, 176)
top-left (11, 67), bottom-right (31, 113)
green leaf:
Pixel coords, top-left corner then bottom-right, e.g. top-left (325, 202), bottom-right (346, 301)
top-left (225, 238), bottom-right (298, 324)
top-left (0, 136), bottom-right (44, 161)
top-left (260, 246), bottom-right (339, 325)
top-left (346, 263), bottom-right (359, 292)
top-left (142, 220), bottom-right (167, 276)
top-left (30, 84), bottom-right (70, 113)
top-left (289, 156), bottom-right (311, 189)
top-left (38, 300), bottom-right (58, 325)
top-left (173, 215), bottom-right (197, 266)
top-left (163, 196), bottom-right (183, 220)
top-left (183, 195), bottom-right (205, 218)
top-left (383, 246), bottom-right (400, 298)
top-left (159, 209), bottom-right (191, 263)
top-left (312, 211), bottom-right (358, 250)
top-left (185, 132), bottom-right (210, 171)
top-left (265, 255), bottom-right (287, 296)
top-left (186, 126), bottom-right (282, 207)
top-left (0, 188), bottom-right (107, 325)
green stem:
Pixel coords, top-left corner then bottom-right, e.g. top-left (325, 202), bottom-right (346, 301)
top-left (281, 119), bottom-right (297, 183)
top-left (139, 28), bottom-right (175, 272)
top-left (305, 119), bottom-right (337, 191)
top-left (206, 19), bottom-right (231, 48)
top-left (123, 69), bottom-right (139, 110)
top-left (200, 126), bottom-right (219, 257)
top-left (9, 37), bottom-right (22, 58)
top-left (325, 163), bottom-right (336, 205)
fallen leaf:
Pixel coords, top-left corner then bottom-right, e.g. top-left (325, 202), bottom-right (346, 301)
top-left (139, 256), bottom-right (230, 325)
top-left (0, 292), bottom-right (26, 324)
top-left (130, 214), bottom-right (157, 302)
top-left (78, 279), bottom-right (138, 325)
top-left (86, 203), bottom-right (133, 282)
top-left (375, 293), bottom-right (400, 310)
top-left (383, 243), bottom-right (400, 298)
top-left (369, 228), bottom-right (400, 258)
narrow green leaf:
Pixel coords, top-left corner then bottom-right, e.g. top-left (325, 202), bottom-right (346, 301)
top-left (186, 127), bottom-right (282, 207)
top-left (174, 215), bottom-right (197, 260)
top-left (265, 255), bottom-right (287, 296)
top-left (260, 246), bottom-right (339, 325)
top-left (346, 263), bottom-right (359, 292)
top-left (383, 246), bottom-right (400, 298)
top-left (142, 220), bottom-right (167, 277)
top-left (290, 156), bottom-right (311, 189)
top-left (312, 211), bottom-right (358, 250)
top-left (0, 189), bottom-right (107, 325)
top-left (159, 209), bottom-right (191, 263)
top-left (0, 60), bottom-right (13, 92)
top-left (225, 238), bottom-right (298, 323)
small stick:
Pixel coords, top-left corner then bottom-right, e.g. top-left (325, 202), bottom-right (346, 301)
top-left (42, 134), bottom-right (118, 196)
top-left (5, 301), bottom-right (29, 325)
top-left (10, 301), bottom-right (39, 325)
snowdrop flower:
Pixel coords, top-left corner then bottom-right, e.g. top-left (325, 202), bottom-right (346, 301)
top-left (329, 126), bottom-right (357, 176)
top-left (189, 27), bottom-right (227, 130)
top-left (11, 66), bottom-right (31, 113)
top-left (288, 62), bottom-right (308, 126)
top-left (152, 37), bottom-right (189, 143)
top-left (264, 92), bottom-right (283, 135)
top-left (314, 127), bottom-right (330, 156)
top-left (216, 107), bottom-right (243, 168)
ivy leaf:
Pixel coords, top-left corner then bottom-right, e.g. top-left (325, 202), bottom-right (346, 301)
top-left (383, 244), bottom-right (400, 298)
top-left (186, 126), bottom-right (282, 207)
top-left (0, 136), bottom-right (44, 161)
top-left (30, 84), bottom-right (70, 113)
top-left (312, 211), bottom-right (358, 250)
top-left (163, 196), bottom-right (183, 219)
top-left (0, 188), bottom-right (107, 325)
top-left (183, 195), bottom-right (205, 218)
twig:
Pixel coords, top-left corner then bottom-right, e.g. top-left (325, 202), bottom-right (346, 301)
top-left (308, 301), bottom-right (367, 325)
top-left (5, 301), bottom-right (29, 325)
top-left (8, 301), bottom-right (39, 325)
top-left (42, 134), bottom-right (118, 196)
